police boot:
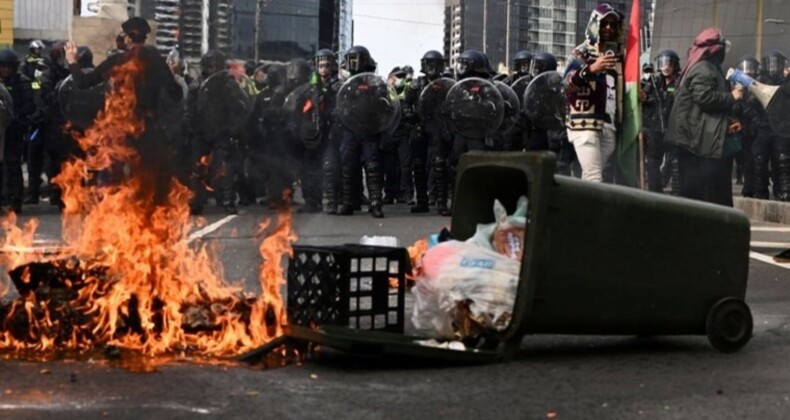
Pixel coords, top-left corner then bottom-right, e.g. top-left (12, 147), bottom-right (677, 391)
top-left (410, 159), bottom-right (430, 213)
top-left (337, 164), bottom-right (355, 216)
top-left (669, 158), bottom-right (680, 196)
top-left (323, 159), bottom-right (339, 215)
top-left (434, 157), bottom-right (451, 217)
top-left (23, 189), bottom-right (39, 205)
top-left (753, 154), bottom-right (771, 199)
top-left (221, 188), bottom-right (238, 215)
top-left (366, 161), bottom-right (384, 218)
top-left (775, 147), bottom-right (790, 202)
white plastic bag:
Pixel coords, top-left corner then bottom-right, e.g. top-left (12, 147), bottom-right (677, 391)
top-left (411, 240), bottom-right (520, 339)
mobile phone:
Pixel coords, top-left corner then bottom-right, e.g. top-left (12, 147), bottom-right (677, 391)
top-left (604, 41), bottom-right (619, 57)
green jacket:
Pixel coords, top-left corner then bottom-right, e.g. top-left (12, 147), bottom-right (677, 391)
top-left (666, 60), bottom-right (736, 158)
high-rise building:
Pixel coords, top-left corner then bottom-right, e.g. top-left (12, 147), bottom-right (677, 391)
top-left (445, 0), bottom-right (653, 72)
top-left (230, 0), bottom-right (353, 63)
top-left (444, 0), bottom-right (530, 72)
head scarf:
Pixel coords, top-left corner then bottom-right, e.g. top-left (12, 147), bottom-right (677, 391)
top-left (678, 28), bottom-right (728, 85)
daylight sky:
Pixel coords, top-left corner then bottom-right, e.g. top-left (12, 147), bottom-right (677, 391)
top-left (352, 0), bottom-right (445, 76)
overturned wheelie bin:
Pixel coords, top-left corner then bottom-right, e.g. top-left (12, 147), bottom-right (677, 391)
top-left (284, 151), bottom-right (752, 362)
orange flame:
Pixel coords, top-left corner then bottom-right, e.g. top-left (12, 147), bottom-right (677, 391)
top-left (406, 238), bottom-right (429, 282)
top-left (0, 50), bottom-right (297, 358)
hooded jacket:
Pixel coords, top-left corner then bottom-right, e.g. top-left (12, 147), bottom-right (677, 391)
top-left (563, 3), bottom-right (624, 131)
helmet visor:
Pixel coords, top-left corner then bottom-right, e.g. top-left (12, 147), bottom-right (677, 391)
top-left (531, 60), bottom-right (550, 77)
top-left (516, 59), bottom-right (531, 75)
top-left (346, 53), bottom-right (361, 73)
top-left (766, 55), bottom-right (787, 76)
top-left (656, 56), bottom-right (677, 76)
top-left (455, 59), bottom-right (470, 77)
top-left (737, 60), bottom-right (759, 77)
top-left (422, 60), bottom-right (442, 77)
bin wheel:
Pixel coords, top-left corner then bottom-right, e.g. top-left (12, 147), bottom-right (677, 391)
top-left (705, 298), bottom-right (753, 353)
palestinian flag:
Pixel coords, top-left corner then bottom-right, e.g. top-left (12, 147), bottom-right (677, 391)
top-left (619, 0), bottom-right (641, 187)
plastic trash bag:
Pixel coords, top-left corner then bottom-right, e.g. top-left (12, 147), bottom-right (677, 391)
top-left (411, 196), bottom-right (527, 339)
top-left (469, 196), bottom-right (528, 260)
top-left (411, 240), bottom-right (520, 339)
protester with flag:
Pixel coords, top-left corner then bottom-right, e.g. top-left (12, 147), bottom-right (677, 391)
top-left (665, 28), bottom-right (743, 207)
top-left (563, 3), bottom-right (625, 183)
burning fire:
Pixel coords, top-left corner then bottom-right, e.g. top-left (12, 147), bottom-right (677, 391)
top-left (0, 51), bottom-right (295, 358)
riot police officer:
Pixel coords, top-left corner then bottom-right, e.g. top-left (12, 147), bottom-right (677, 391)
top-left (189, 50), bottom-right (249, 214)
top-left (21, 40), bottom-right (47, 81)
top-left (505, 50), bottom-right (533, 85)
top-left (381, 67), bottom-right (411, 205)
top-left (252, 63), bottom-right (289, 209)
top-left (642, 49), bottom-right (679, 192)
top-left (336, 45), bottom-right (388, 218)
top-left (754, 50), bottom-right (789, 200)
top-left (26, 42), bottom-right (71, 206)
top-left (404, 49), bottom-right (451, 214)
top-left (732, 55), bottom-right (764, 198)
top-left (0, 49), bottom-right (37, 213)
top-left (284, 49), bottom-right (343, 213)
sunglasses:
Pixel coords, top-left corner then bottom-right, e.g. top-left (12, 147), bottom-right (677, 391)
top-left (601, 20), bottom-right (618, 29)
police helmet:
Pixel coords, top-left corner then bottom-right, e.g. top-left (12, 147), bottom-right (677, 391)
top-left (530, 52), bottom-right (557, 76)
top-left (77, 46), bottom-right (94, 69)
top-left (762, 50), bottom-right (787, 79)
top-left (200, 50), bottom-right (227, 77)
top-left (315, 48), bottom-right (335, 68)
top-left (512, 50), bottom-right (533, 75)
top-left (420, 50), bottom-right (444, 78)
top-left (344, 45), bottom-right (376, 75)
top-left (655, 49), bottom-right (680, 76)
top-left (0, 49), bottom-right (20, 66)
top-left (29, 40), bottom-right (45, 54)
top-left (736, 55), bottom-right (759, 78)
top-left (263, 63), bottom-right (287, 88)
top-left (287, 58), bottom-right (312, 86)
top-left (455, 49), bottom-right (493, 79)
top-left (49, 41), bottom-right (66, 65)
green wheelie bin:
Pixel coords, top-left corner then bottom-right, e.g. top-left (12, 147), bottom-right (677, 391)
top-left (282, 151), bottom-right (752, 362)
top-left (451, 151), bottom-right (753, 353)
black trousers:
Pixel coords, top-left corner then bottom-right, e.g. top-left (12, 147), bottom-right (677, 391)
top-left (677, 148), bottom-right (734, 207)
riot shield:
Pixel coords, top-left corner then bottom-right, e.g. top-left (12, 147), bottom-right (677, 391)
top-left (283, 84), bottom-right (323, 148)
top-left (523, 71), bottom-right (566, 130)
top-left (58, 74), bottom-right (107, 131)
top-left (765, 84), bottom-right (790, 138)
top-left (0, 84), bottom-right (12, 162)
top-left (336, 73), bottom-right (400, 137)
top-left (494, 81), bottom-right (520, 135)
top-left (417, 77), bottom-right (455, 122)
top-left (445, 77), bottom-right (504, 139)
top-left (196, 70), bottom-right (252, 135)
top-left (510, 74), bottom-right (533, 108)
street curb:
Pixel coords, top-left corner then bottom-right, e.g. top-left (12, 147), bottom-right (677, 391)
top-left (734, 197), bottom-right (790, 225)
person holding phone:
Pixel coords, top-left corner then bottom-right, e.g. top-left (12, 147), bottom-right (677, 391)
top-left (563, 3), bottom-right (624, 183)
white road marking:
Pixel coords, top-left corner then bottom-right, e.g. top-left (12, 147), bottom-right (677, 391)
top-left (750, 241), bottom-right (790, 249)
top-left (187, 215), bottom-right (237, 242)
top-left (751, 226), bottom-right (790, 233)
top-left (0, 215), bottom-right (237, 254)
top-left (0, 401), bottom-right (217, 414)
top-left (749, 251), bottom-right (790, 270)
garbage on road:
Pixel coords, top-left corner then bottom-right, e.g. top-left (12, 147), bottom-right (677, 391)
top-left (412, 197), bottom-right (527, 340)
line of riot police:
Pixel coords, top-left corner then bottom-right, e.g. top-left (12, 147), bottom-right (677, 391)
top-left (0, 41), bottom-right (581, 218)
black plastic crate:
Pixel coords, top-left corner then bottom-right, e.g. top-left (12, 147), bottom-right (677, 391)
top-left (287, 244), bottom-right (409, 333)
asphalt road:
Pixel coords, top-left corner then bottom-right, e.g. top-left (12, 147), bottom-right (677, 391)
top-left (1, 201), bottom-right (789, 420)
